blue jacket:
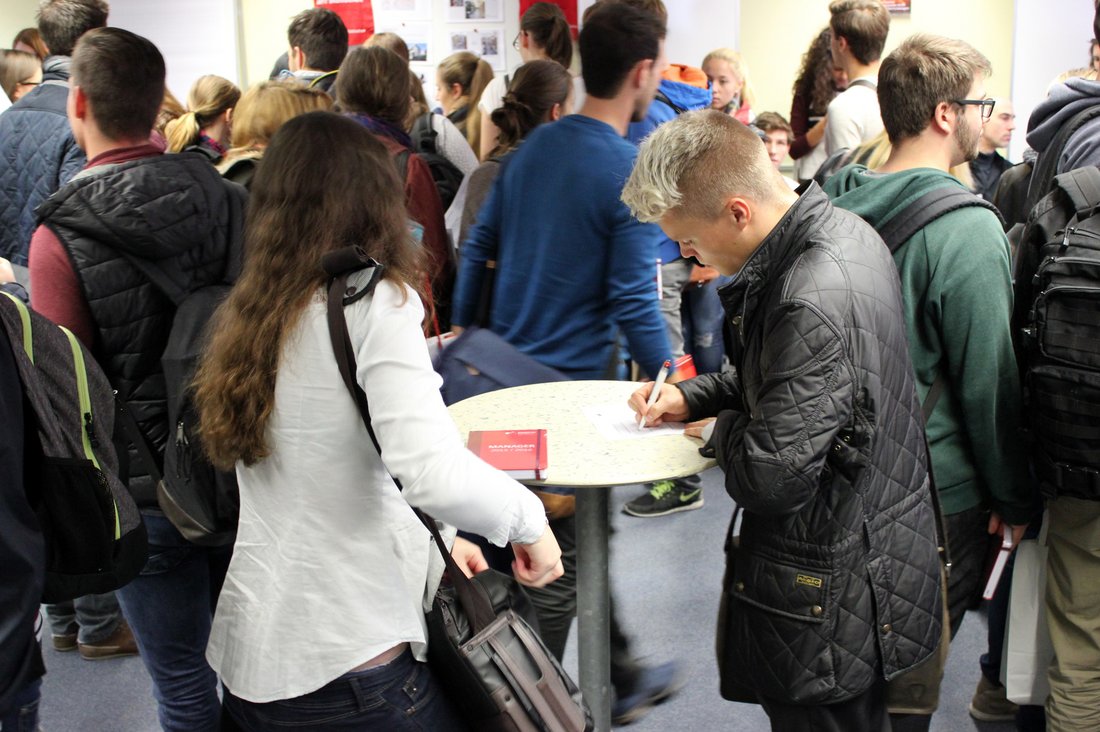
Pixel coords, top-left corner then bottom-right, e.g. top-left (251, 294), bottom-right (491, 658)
top-left (628, 75), bottom-right (712, 263)
top-left (0, 57), bottom-right (86, 265)
top-left (453, 114), bottom-right (671, 379)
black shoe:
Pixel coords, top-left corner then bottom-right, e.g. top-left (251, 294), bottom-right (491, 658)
top-left (622, 480), bottom-right (704, 517)
top-left (611, 661), bottom-right (681, 725)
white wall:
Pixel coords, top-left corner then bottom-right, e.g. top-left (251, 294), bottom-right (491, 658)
top-left (109, 0), bottom-right (243, 101)
top-left (1011, 0), bottom-right (1096, 162)
top-left (0, 0), bottom-right (38, 47)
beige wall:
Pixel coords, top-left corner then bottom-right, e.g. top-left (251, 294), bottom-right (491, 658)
top-left (0, 0), bottom-right (40, 47)
top-left (741, 0), bottom-right (1015, 124)
top-left (239, 0), bottom-right (312, 86)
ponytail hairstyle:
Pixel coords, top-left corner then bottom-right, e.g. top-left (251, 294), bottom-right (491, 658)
top-left (701, 48), bottom-right (756, 113)
top-left (164, 74), bottom-right (241, 153)
top-left (490, 59), bottom-right (570, 157)
top-left (520, 2), bottom-right (572, 69)
top-left (437, 51), bottom-right (494, 152)
top-left (194, 112), bottom-right (423, 468)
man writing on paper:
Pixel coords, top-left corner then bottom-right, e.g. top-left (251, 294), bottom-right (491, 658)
top-left (622, 110), bottom-right (943, 731)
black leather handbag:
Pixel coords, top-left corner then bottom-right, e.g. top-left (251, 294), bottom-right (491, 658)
top-left (322, 247), bottom-right (593, 732)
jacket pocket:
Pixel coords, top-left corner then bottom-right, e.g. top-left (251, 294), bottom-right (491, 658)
top-left (721, 550), bottom-right (838, 704)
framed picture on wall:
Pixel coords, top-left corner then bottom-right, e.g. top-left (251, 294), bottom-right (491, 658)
top-left (375, 21), bottom-right (432, 62)
top-left (375, 0), bottom-right (432, 22)
top-left (448, 0), bottom-right (503, 23)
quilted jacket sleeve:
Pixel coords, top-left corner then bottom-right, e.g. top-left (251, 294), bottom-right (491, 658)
top-left (713, 301), bottom-right (854, 517)
top-left (677, 371), bottom-right (744, 419)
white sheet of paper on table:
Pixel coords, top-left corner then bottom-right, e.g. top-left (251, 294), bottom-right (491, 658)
top-left (582, 404), bottom-right (685, 441)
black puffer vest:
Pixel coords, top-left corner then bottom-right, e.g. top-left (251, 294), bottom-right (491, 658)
top-left (679, 185), bottom-right (942, 704)
top-left (37, 152), bottom-right (247, 506)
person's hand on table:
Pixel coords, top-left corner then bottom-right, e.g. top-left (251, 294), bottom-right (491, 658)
top-left (450, 536), bottom-right (489, 578)
top-left (512, 524), bottom-right (564, 588)
top-left (629, 381), bottom-right (690, 427)
top-left (684, 417), bottom-right (716, 440)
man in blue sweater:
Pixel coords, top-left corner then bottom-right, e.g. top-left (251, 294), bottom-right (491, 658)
top-left (452, 3), bottom-right (679, 723)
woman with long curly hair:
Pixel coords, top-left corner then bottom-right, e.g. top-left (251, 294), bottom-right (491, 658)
top-left (789, 27), bottom-right (849, 182)
top-left (194, 111), bottom-right (562, 730)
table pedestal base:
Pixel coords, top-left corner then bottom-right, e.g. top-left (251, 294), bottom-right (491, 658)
top-left (576, 488), bottom-right (611, 731)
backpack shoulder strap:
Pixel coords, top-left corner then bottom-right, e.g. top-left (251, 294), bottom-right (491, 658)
top-left (877, 186), bottom-right (1003, 254)
top-left (846, 78), bottom-right (877, 91)
top-left (1027, 104), bottom-right (1100, 211)
top-left (1050, 165), bottom-right (1100, 219)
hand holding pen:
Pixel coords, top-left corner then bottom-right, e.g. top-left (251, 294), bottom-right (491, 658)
top-left (630, 361), bottom-right (691, 429)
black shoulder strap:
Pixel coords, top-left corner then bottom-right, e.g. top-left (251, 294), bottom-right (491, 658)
top-left (654, 89), bottom-right (687, 116)
top-left (321, 247), bottom-right (498, 633)
top-left (1050, 165), bottom-right (1100, 219)
top-left (1027, 104), bottom-right (1100, 212)
top-left (878, 186), bottom-right (1003, 254)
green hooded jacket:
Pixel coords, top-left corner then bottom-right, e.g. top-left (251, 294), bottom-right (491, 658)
top-left (825, 165), bottom-right (1032, 524)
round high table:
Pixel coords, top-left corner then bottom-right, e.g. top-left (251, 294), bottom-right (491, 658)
top-left (448, 380), bottom-right (716, 731)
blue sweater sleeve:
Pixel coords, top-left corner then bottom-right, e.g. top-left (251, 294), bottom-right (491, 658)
top-left (606, 200), bottom-right (672, 378)
top-left (451, 174), bottom-right (501, 328)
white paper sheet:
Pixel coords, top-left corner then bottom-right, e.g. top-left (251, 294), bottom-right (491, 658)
top-left (582, 405), bottom-right (685, 441)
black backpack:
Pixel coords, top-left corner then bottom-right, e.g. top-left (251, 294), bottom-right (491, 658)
top-left (1012, 165), bottom-right (1100, 501)
top-left (0, 292), bottom-right (147, 602)
top-left (404, 113), bottom-right (465, 211)
top-left (116, 187), bottom-right (247, 547)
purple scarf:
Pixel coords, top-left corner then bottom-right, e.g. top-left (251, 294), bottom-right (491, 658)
top-left (346, 113), bottom-right (413, 149)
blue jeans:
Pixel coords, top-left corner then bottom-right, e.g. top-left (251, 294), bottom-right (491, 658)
top-left (0, 678), bottom-right (40, 732)
top-left (680, 275), bottom-right (732, 375)
top-left (115, 511), bottom-right (232, 732)
top-left (223, 649), bottom-right (469, 731)
top-left (43, 591), bottom-right (122, 644)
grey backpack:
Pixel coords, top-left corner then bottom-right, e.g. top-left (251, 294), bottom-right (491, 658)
top-left (0, 292), bottom-right (147, 602)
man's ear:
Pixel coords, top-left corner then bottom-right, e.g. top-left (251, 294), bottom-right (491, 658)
top-left (631, 57), bottom-right (653, 91)
top-left (727, 196), bottom-right (752, 228)
top-left (932, 100), bottom-right (954, 137)
top-left (290, 45), bottom-right (305, 71)
top-left (71, 85), bottom-right (88, 121)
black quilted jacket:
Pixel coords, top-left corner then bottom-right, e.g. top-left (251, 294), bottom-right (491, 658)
top-left (678, 185), bottom-right (942, 705)
top-left (38, 153), bottom-right (246, 507)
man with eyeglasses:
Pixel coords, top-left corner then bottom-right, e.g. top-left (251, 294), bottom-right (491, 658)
top-left (969, 97), bottom-right (1015, 202)
top-left (824, 34), bottom-right (1033, 732)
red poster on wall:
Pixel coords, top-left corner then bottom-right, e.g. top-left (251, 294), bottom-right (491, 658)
top-left (315, 0), bottom-right (375, 45)
top-left (519, 0), bottom-right (579, 38)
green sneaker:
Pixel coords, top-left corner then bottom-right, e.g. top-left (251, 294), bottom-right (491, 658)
top-left (622, 479), bottom-right (704, 517)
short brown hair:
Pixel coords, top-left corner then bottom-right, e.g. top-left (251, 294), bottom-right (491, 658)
top-left (829, 0), bottom-right (889, 65)
top-left (288, 8), bottom-right (348, 72)
top-left (335, 46), bottom-right (409, 127)
top-left (37, 0), bottom-right (109, 58)
top-left (753, 111), bottom-right (792, 138)
top-left (71, 27), bottom-right (164, 141)
top-left (878, 34), bottom-right (991, 144)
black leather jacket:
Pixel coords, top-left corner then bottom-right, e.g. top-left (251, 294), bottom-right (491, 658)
top-left (678, 185), bottom-right (942, 704)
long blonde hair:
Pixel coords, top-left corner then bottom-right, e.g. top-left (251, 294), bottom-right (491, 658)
top-left (221, 80), bottom-right (331, 163)
top-left (701, 48), bottom-right (757, 113)
top-left (164, 75), bottom-right (241, 152)
top-left (438, 51), bottom-right (494, 152)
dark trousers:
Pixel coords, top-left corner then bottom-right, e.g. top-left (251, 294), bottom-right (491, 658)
top-left (224, 649), bottom-right (468, 731)
top-left (468, 512), bottom-right (643, 696)
top-left (759, 677), bottom-right (889, 732)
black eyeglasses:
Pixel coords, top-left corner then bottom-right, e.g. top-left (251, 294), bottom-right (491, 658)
top-left (512, 32), bottom-right (521, 50)
top-left (952, 98), bottom-right (995, 121)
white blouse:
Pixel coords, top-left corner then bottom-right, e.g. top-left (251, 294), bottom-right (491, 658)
top-left (205, 273), bottom-right (547, 702)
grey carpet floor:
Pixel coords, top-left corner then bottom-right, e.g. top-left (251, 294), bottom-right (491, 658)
top-left (40, 467), bottom-right (1018, 731)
